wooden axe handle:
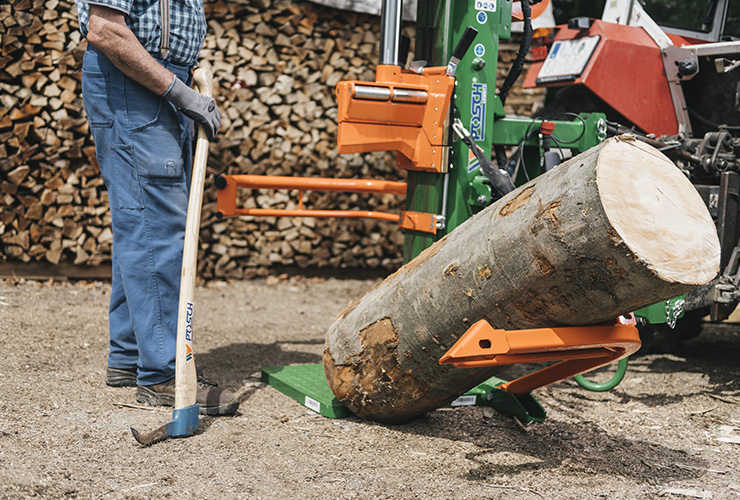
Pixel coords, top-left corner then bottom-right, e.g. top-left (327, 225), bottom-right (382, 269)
top-left (174, 66), bottom-right (213, 410)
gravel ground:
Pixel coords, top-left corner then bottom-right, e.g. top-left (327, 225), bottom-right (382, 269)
top-left (0, 277), bottom-right (738, 499)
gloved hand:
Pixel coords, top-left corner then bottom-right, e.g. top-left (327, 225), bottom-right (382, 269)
top-left (163, 77), bottom-right (221, 140)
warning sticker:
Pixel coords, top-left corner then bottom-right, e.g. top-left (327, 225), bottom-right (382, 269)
top-left (475, 0), bottom-right (496, 13)
top-left (536, 36), bottom-right (601, 83)
top-left (304, 396), bottom-right (321, 413)
top-left (451, 395), bottom-right (478, 407)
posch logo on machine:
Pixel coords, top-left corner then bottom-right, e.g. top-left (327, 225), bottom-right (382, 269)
top-left (467, 148), bottom-right (480, 173)
top-left (470, 82), bottom-right (487, 141)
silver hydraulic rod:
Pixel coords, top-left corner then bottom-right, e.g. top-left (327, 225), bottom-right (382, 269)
top-left (392, 89), bottom-right (427, 103)
top-left (353, 86), bottom-right (428, 104)
top-left (379, 0), bottom-right (402, 65)
top-left (354, 85), bottom-right (392, 101)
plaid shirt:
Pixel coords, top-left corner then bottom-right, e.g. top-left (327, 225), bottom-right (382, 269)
top-left (75, 0), bottom-right (206, 66)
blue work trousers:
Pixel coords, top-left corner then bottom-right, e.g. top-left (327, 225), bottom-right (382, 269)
top-left (81, 46), bottom-right (193, 385)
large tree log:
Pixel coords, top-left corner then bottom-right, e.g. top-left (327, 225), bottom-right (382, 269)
top-left (323, 136), bottom-right (721, 423)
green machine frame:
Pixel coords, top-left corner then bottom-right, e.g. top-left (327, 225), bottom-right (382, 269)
top-left (408, 0), bottom-right (680, 332)
top-left (405, 0), bottom-right (606, 260)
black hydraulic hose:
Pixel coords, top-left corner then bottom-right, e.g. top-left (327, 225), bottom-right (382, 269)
top-left (455, 120), bottom-right (516, 196)
top-left (689, 107), bottom-right (740, 131)
top-left (498, 0), bottom-right (532, 106)
top-left (494, 144), bottom-right (508, 172)
top-left (480, 155), bottom-right (516, 196)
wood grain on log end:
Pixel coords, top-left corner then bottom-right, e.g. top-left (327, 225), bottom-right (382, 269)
top-left (598, 137), bottom-right (720, 284)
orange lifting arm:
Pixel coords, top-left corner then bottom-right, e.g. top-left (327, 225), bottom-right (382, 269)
top-left (215, 174), bottom-right (437, 234)
top-left (440, 315), bottom-right (641, 395)
top-left (336, 65), bottom-right (455, 173)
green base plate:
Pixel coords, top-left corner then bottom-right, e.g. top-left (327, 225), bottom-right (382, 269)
top-left (262, 364), bottom-right (348, 418)
top-left (262, 364), bottom-right (545, 422)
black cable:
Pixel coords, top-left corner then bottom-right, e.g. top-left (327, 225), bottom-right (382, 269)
top-left (517, 137), bottom-right (531, 182)
top-left (515, 116), bottom-right (541, 182)
top-left (498, 0), bottom-right (532, 106)
top-left (549, 135), bottom-right (568, 160)
top-left (688, 107), bottom-right (740, 131)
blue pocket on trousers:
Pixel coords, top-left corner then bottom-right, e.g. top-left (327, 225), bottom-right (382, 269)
top-left (131, 100), bottom-right (187, 182)
top-left (81, 71), bottom-right (114, 128)
top-left (126, 79), bottom-right (163, 132)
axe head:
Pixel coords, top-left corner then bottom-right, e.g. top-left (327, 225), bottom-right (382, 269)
top-left (131, 404), bottom-right (200, 446)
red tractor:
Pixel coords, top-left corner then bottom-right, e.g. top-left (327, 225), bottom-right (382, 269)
top-left (525, 0), bottom-right (740, 350)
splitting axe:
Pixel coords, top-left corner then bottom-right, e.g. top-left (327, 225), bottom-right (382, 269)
top-left (131, 66), bottom-right (214, 446)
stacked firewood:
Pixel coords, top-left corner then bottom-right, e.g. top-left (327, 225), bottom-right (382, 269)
top-left (0, 0), bottom-right (105, 269)
top-left (0, 0), bottom-right (544, 279)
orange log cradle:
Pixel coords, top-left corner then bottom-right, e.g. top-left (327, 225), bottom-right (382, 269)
top-left (440, 315), bottom-right (641, 395)
top-left (215, 174), bottom-right (438, 234)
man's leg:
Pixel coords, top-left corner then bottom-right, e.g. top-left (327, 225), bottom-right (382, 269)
top-left (115, 61), bottom-right (193, 386)
top-left (81, 47), bottom-right (140, 386)
top-left (82, 46), bottom-right (187, 386)
top-left (105, 246), bottom-right (139, 386)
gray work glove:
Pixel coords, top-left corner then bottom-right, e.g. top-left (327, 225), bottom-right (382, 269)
top-left (163, 77), bottom-right (221, 140)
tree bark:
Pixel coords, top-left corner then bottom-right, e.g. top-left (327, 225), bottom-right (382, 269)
top-left (323, 136), bottom-right (721, 423)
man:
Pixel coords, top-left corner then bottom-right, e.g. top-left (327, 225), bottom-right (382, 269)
top-left (75, 0), bottom-right (239, 415)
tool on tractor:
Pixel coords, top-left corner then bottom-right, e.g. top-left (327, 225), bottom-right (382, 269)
top-left (214, 0), bottom-right (631, 420)
top-left (131, 67), bottom-right (213, 446)
top-left (215, 0), bottom-right (722, 424)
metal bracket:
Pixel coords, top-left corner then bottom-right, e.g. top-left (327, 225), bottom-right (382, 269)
top-left (440, 315), bottom-right (641, 396)
top-left (710, 281), bottom-right (739, 304)
top-left (662, 46), bottom-right (696, 137)
top-left (663, 42), bottom-right (740, 138)
top-left (711, 246), bottom-right (740, 305)
top-left (399, 211), bottom-right (437, 234)
top-left (484, 383), bottom-right (547, 423)
top-left (336, 65), bottom-right (455, 173)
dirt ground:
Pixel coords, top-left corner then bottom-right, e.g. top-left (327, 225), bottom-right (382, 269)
top-left (1, 276), bottom-right (739, 500)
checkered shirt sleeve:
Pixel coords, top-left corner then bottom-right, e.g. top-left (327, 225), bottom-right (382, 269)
top-left (75, 0), bottom-right (206, 66)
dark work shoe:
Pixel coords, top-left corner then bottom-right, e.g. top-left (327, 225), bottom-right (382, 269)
top-left (136, 377), bottom-right (240, 416)
top-left (106, 366), bottom-right (138, 387)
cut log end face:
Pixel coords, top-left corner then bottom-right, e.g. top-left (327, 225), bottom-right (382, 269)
top-left (597, 139), bottom-right (721, 285)
top-left (323, 317), bottom-right (433, 423)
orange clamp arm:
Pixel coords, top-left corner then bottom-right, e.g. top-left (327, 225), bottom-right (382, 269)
top-left (440, 315), bottom-right (641, 395)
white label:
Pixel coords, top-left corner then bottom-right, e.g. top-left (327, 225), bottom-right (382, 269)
top-left (537, 36), bottom-right (601, 83)
top-left (304, 396), bottom-right (321, 413)
top-left (451, 395), bottom-right (477, 407)
top-left (475, 0), bottom-right (496, 13)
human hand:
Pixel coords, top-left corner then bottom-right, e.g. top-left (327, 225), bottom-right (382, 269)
top-left (163, 77), bottom-right (221, 140)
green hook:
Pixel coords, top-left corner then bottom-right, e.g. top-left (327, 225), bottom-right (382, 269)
top-left (573, 357), bottom-right (629, 392)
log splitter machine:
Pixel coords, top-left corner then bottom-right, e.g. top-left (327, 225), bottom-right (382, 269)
top-left (216, 0), bottom-right (642, 423)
